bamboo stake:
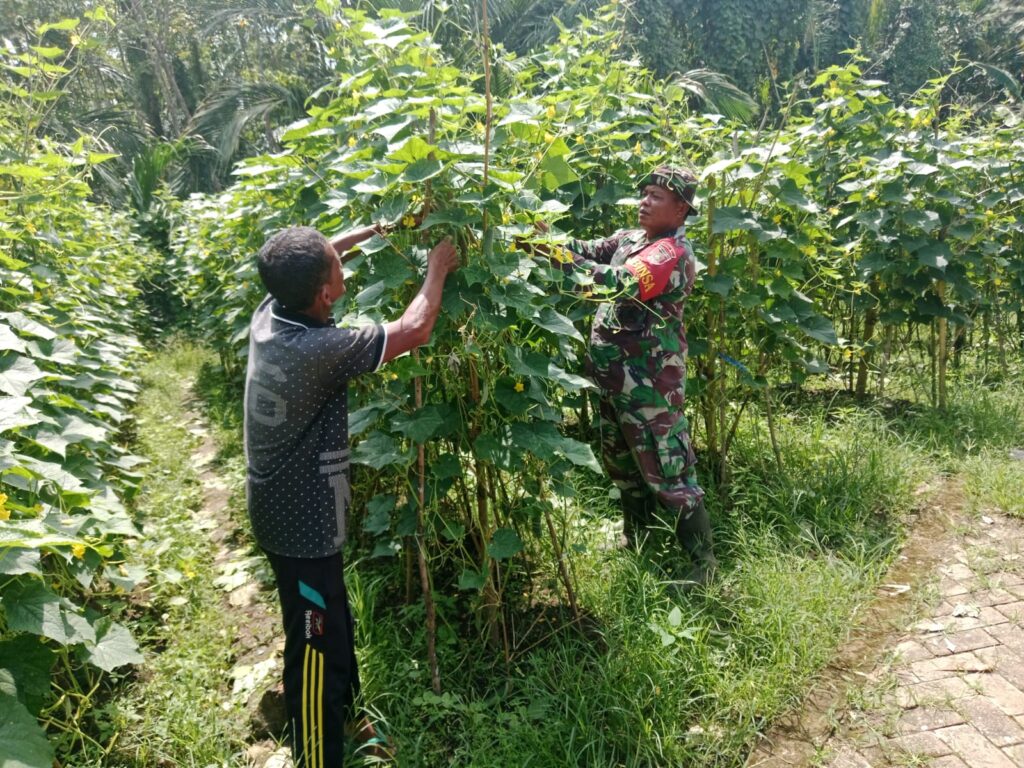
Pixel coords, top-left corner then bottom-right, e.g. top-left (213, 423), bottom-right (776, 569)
top-left (701, 178), bottom-right (720, 478)
top-left (878, 324), bottom-right (893, 397)
top-left (469, 360), bottom-right (501, 647)
top-left (413, 358), bottom-right (440, 693)
top-left (929, 321), bottom-right (937, 408)
top-left (764, 387), bottom-right (783, 472)
top-left (475, 0), bottom-right (504, 649)
top-left (412, 107), bottom-right (442, 693)
top-left (856, 302), bottom-right (877, 398)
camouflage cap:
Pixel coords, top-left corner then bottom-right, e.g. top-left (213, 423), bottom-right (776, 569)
top-left (640, 165), bottom-right (699, 214)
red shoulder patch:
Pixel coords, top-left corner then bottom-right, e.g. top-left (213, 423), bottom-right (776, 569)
top-left (623, 239), bottom-right (683, 301)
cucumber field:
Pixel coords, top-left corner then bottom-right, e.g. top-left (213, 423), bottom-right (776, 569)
top-left (1, 2), bottom-right (1023, 766)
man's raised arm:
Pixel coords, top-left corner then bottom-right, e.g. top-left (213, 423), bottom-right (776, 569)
top-left (380, 237), bottom-right (459, 364)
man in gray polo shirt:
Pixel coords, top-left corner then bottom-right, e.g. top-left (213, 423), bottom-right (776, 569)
top-left (245, 224), bottom-right (457, 766)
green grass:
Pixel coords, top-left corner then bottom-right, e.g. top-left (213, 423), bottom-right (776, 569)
top-left (86, 342), bottom-right (251, 768)
top-left (963, 448), bottom-right (1024, 518)
top-left (89, 345), bottom-right (1024, 767)
top-left (342, 403), bottom-right (937, 767)
top-left (887, 381), bottom-right (1024, 459)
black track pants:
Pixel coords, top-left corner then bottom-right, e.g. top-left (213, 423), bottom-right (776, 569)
top-left (264, 550), bottom-right (360, 768)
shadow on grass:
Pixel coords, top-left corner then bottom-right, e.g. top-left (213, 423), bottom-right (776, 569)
top-left (193, 358), bottom-right (245, 460)
top-left (774, 381), bottom-right (1024, 457)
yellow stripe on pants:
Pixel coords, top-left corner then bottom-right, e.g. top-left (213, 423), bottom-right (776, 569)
top-left (302, 645), bottom-right (325, 768)
top-left (302, 645), bottom-right (312, 768)
top-left (316, 648), bottom-right (324, 768)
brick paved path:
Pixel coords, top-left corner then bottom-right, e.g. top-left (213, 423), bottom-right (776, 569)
top-left (750, 504), bottom-right (1024, 767)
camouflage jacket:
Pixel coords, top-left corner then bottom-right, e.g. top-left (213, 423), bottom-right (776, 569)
top-left (560, 228), bottom-right (696, 409)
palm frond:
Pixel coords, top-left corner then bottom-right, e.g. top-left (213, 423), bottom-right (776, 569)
top-left (670, 69), bottom-right (759, 122)
top-left (967, 61), bottom-right (1022, 102)
top-left (188, 80), bottom-right (308, 172)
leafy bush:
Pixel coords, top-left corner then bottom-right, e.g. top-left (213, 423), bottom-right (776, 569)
top-left (0, 25), bottom-right (158, 761)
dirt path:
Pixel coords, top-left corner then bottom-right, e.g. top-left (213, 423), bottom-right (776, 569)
top-left (748, 476), bottom-right (1024, 767)
top-left (182, 391), bottom-right (290, 767)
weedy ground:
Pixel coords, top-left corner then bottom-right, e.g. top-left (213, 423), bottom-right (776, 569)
top-left (83, 344), bottom-right (1024, 768)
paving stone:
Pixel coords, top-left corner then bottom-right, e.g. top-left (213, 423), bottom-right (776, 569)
top-left (974, 588), bottom-right (1020, 607)
top-left (822, 746), bottom-right (872, 768)
top-left (964, 673), bottom-right (1024, 716)
top-left (1003, 743), bottom-right (1024, 764)
top-left (976, 646), bottom-right (1024, 694)
top-left (884, 730), bottom-right (952, 758)
top-left (893, 638), bottom-right (934, 664)
top-left (994, 599), bottom-right (1024, 624)
top-left (997, 571), bottom-right (1024, 587)
top-left (897, 705), bottom-right (966, 734)
top-left (910, 651), bottom-right (993, 682)
top-left (893, 668), bottom-right (921, 685)
top-left (926, 627), bottom-right (999, 655)
top-left (850, 743), bottom-right (885, 766)
top-left (1004, 582), bottom-right (1024, 600)
top-left (941, 563), bottom-right (976, 581)
top-left (937, 600), bottom-right (1001, 620)
top-left (943, 606), bottom-right (1012, 631)
top-left (978, 606), bottom-right (1014, 627)
top-left (897, 677), bottom-right (976, 709)
top-left (927, 756), bottom-right (970, 768)
top-left (934, 724), bottom-right (1018, 767)
top-left (939, 578), bottom-right (973, 598)
top-left (746, 737), bottom-right (817, 767)
top-left (987, 624), bottom-right (1024, 658)
top-left (744, 755), bottom-right (800, 768)
top-left (958, 695), bottom-right (1024, 747)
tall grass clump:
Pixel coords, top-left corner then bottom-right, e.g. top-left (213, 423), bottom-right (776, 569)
top-left (721, 405), bottom-right (931, 558)
top-left (885, 379), bottom-right (1024, 459)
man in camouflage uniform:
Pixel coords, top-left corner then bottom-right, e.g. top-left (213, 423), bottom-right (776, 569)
top-left (533, 165), bottom-right (715, 587)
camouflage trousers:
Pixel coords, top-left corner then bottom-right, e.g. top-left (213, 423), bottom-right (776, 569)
top-left (598, 393), bottom-right (704, 541)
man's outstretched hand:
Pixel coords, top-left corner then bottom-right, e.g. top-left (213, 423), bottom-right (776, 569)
top-left (427, 237), bottom-right (459, 276)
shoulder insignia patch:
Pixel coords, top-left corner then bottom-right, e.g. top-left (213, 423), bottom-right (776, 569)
top-left (623, 239), bottom-right (683, 301)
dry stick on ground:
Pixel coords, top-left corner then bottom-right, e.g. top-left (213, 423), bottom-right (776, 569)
top-left (413, 107), bottom-right (442, 695)
top-left (936, 279), bottom-right (949, 410)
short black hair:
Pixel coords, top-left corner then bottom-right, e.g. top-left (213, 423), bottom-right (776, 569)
top-left (256, 227), bottom-right (331, 310)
